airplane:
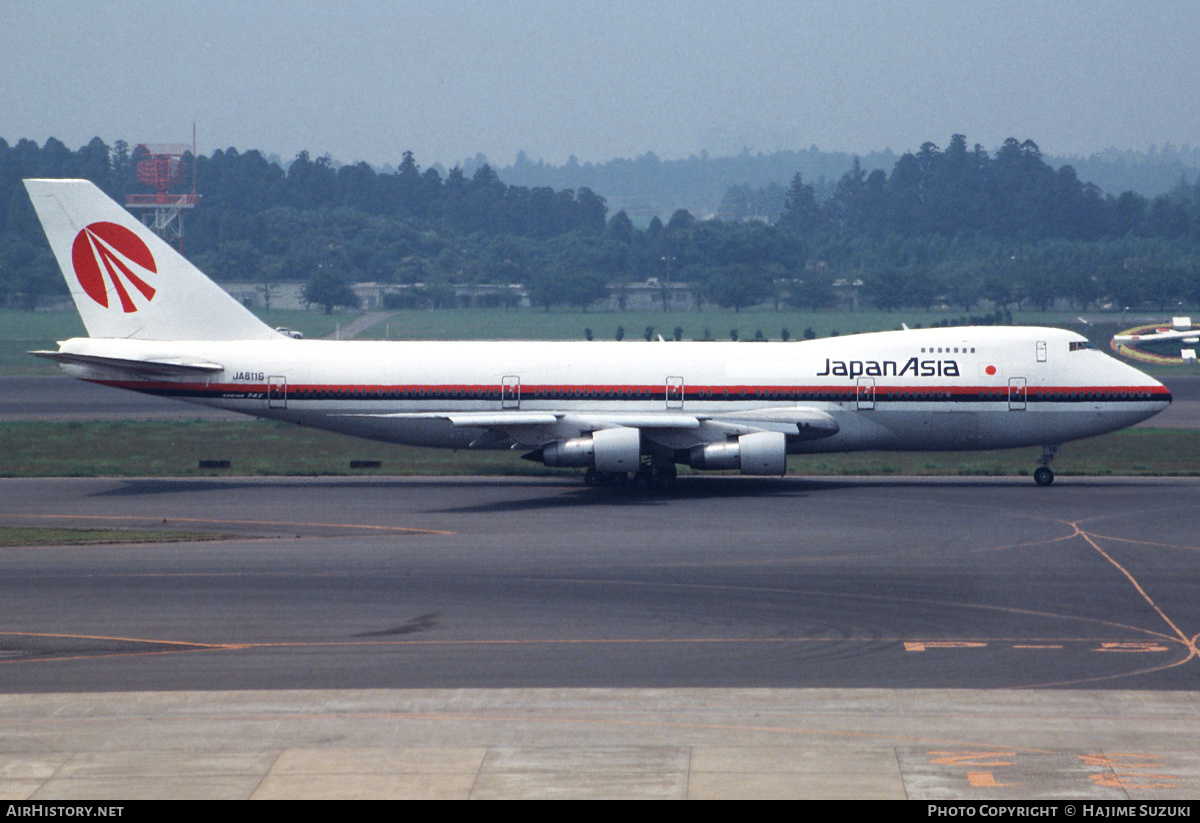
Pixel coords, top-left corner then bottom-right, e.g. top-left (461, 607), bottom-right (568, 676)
top-left (24, 178), bottom-right (1172, 488)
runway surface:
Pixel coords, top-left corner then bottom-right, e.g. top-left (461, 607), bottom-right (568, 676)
top-left (2, 475), bottom-right (1197, 693)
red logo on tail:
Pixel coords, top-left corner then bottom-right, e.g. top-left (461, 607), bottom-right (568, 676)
top-left (70, 222), bottom-right (157, 312)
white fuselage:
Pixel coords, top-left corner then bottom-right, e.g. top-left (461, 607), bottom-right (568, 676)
top-left (58, 325), bottom-right (1170, 454)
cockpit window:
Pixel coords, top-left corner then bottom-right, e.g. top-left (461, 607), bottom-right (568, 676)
top-left (1069, 341), bottom-right (1097, 351)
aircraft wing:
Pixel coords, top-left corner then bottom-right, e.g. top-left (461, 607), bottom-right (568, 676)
top-left (345, 407), bottom-right (838, 449)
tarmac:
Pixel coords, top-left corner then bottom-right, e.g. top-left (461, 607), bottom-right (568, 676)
top-left (6, 689), bottom-right (1200, 800)
top-left (2, 475), bottom-right (1199, 800)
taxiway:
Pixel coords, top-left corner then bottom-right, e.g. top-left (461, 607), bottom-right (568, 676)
top-left (2, 475), bottom-right (1199, 798)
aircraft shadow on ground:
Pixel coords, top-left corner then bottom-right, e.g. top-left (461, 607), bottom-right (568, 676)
top-left (86, 474), bottom-right (1186, 512)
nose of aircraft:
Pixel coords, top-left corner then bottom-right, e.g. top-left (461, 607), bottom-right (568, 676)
top-left (1117, 359), bottom-right (1172, 423)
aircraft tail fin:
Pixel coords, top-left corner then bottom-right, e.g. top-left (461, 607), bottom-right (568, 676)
top-left (24, 179), bottom-right (278, 341)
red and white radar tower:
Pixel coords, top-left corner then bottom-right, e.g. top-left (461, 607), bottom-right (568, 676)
top-left (124, 143), bottom-right (199, 251)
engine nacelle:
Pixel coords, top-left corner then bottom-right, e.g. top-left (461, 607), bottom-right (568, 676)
top-left (688, 431), bottom-right (787, 476)
top-left (540, 437), bottom-right (593, 467)
top-left (540, 427), bottom-right (642, 473)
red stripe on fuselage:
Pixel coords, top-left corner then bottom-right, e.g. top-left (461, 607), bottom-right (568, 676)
top-left (87, 379), bottom-right (1172, 401)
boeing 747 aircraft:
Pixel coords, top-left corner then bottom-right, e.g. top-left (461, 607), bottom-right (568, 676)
top-left (25, 179), bottom-right (1171, 487)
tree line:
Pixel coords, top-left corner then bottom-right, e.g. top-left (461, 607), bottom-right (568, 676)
top-left (0, 134), bottom-right (1197, 316)
top-left (779, 135), bottom-right (1200, 243)
top-left (501, 141), bottom-right (1200, 221)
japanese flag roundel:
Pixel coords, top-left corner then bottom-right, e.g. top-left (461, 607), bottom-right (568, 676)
top-left (70, 222), bottom-right (157, 312)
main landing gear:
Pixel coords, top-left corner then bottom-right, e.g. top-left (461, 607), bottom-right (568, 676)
top-left (1034, 444), bottom-right (1060, 486)
top-left (633, 461), bottom-right (677, 490)
top-left (583, 468), bottom-right (622, 487)
top-left (584, 460), bottom-right (677, 490)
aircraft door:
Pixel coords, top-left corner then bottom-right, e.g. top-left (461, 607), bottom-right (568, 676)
top-left (666, 376), bottom-right (684, 409)
top-left (1008, 377), bottom-right (1027, 411)
top-left (501, 375), bottom-right (520, 409)
top-left (268, 376), bottom-right (287, 409)
top-left (856, 377), bottom-right (875, 410)
top-left (1036, 340), bottom-right (1047, 362)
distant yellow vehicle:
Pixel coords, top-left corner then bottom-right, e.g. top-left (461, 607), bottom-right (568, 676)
top-left (1112, 318), bottom-right (1199, 365)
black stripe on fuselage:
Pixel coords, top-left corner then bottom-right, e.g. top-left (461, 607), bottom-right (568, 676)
top-left (94, 381), bottom-right (1172, 405)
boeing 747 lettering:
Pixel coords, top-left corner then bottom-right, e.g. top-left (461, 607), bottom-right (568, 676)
top-left (25, 179), bottom-right (1171, 487)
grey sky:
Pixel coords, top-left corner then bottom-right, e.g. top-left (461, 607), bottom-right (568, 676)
top-left (3, 0), bottom-right (1198, 168)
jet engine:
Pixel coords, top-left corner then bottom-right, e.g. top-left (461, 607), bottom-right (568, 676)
top-left (688, 431), bottom-right (787, 476)
top-left (538, 426), bottom-right (641, 473)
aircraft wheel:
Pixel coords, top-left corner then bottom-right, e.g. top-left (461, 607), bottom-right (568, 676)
top-left (652, 466), bottom-right (677, 490)
top-left (603, 471), bottom-right (627, 488)
top-left (584, 468), bottom-right (601, 487)
top-left (1034, 467), bottom-right (1054, 486)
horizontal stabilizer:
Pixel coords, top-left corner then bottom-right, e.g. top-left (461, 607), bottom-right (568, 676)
top-left (30, 350), bottom-right (224, 377)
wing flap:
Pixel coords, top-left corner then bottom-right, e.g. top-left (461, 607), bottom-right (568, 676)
top-left (339, 410), bottom-right (702, 448)
top-left (707, 406), bottom-right (840, 439)
top-left (343, 411), bottom-right (701, 429)
top-left (341, 407), bottom-right (836, 450)
top-left (558, 413), bottom-right (700, 430)
top-left (346, 411), bottom-right (560, 427)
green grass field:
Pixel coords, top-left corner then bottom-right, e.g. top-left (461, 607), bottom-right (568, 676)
top-left (0, 419), bottom-right (1193, 479)
top-left (0, 310), bottom-right (87, 375)
top-left (0, 526), bottom-right (225, 547)
top-left (4, 304), bottom-right (1190, 342)
top-left (263, 307), bottom-right (1110, 342)
top-left (6, 305), bottom-right (1198, 378)
top-left (345, 307), bottom-right (908, 341)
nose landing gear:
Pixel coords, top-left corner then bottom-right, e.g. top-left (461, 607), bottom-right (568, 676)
top-left (1034, 444), bottom-right (1059, 486)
